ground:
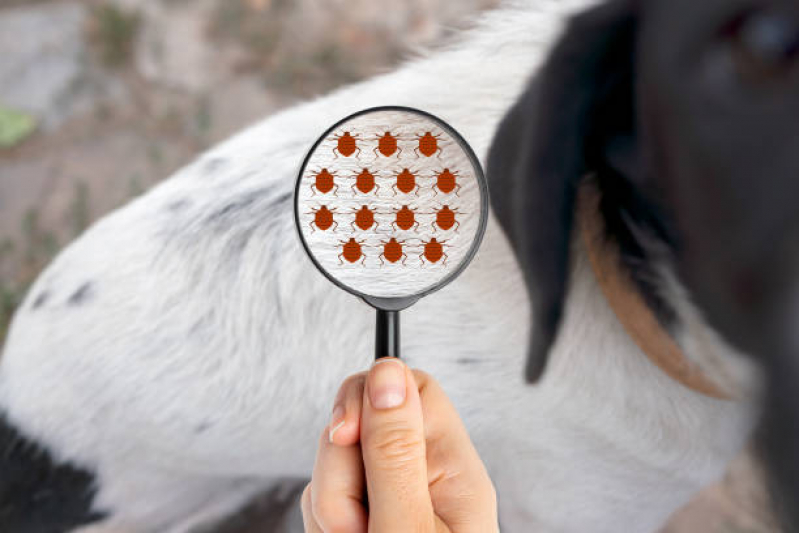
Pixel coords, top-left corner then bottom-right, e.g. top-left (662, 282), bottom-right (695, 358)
top-left (0, 0), bottom-right (780, 531)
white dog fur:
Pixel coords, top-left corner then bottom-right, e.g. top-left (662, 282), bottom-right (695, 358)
top-left (0, 1), bottom-right (763, 531)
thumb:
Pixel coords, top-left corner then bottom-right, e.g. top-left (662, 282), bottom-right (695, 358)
top-left (361, 358), bottom-right (437, 532)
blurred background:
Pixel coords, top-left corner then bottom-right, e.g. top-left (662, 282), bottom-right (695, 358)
top-left (0, 0), bottom-right (780, 531)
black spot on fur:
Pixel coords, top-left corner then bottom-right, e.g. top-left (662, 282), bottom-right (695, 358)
top-left (31, 291), bottom-right (50, 310)
top-left (0, 414), bottom-right (105, 532)
top-left (194, 422), bottom-right (212, 434)
top-left (67, 282), bottom-right (93, 306)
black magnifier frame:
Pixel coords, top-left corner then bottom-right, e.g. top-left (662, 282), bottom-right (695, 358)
top-left (293, 105), bottom-right (489, 360)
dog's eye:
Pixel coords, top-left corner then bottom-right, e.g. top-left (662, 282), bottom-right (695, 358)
top-left (727, 9), bottom-right (799, 82)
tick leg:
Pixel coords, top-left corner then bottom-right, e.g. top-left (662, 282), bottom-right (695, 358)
top-left (436, 147), bottom-right (443, 159)
top-left (392, 184), bottom-right (398, 196)
top-left (414, 147), bottom-right (421, 158)
top-left (413, 221), bottom-right (419, 231)
top-left (338, 253), bottom-right (344, 265)
top-left (333, 148), bottom-right (340, 159)
top-left (355, 147), bottom-right (362, 159)
top-left (401, 253), bottom-right (408, 266)
top-left (351, 184), bottom-right (358, 195)
top-left (332, 221), bottom-right (338, 232)
top-left (373, 146), bottom-right (381, 158)
top-left (373, 183), bottom-right (380, 195)
top-left (310, 185), bottom-right (317, 196)
top-left (442, 252), bottom-right (449, 266)
top-left (453, 220), bottom-right (460, 232)
top-left (360, 254), bottom-right (366, 266)
top-left (432, 221), bottom-right (438, 232)
top-left (309, 221), bottom-right (316, 233)
top-left (379, 254), bottom-right (385, 266)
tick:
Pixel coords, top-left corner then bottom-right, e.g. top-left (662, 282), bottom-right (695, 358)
top-left (379, 237), bottom-right (408, 266)
top-left (338, 238), bottom-right (366, 265)
top-left (433, 168), bottom-right (461, 196)
top-left (420, 238), bottom-right (448, 266)
top-left (307, 205), bottom-right (337, 232)
top-left (432, 205), bottom-right (461, 232)
top-left (352, 168), bottom-right (379, 195)
top-left (391, 205), bottom-right (419, 231)
top-left (351, 205), bottom-right (377, 231)
top-left (373, 131), bottom-right (401, 158)
top-left (333, 131), bottom-right (361, 158)
top-left (310, 168), bottom-right (338, 196)
top-left (414, 131), bottom-right (443, 158)
top-left (393, 168), bottom-right (419, 196)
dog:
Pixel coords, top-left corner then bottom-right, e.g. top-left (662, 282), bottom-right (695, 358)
top-left (2, 0), bottom-right (797, 531)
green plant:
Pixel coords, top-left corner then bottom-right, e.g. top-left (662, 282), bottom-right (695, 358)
top-left (88, 4), bottom-right (141, 67)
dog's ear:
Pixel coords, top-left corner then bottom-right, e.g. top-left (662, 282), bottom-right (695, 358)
top-left (487, 0), bottom-right (638, 383)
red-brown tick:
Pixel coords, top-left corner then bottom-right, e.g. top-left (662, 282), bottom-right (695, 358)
top-left (420, 237), bottom-right (448, 266)
top-left (351, 205), bottom-right (377, 231)
top-left (352, 168), bottom-right (379, 195)
top-left (415, 131), bottom-right (443, 158)
top-left (307, 205), bottom-right (337, 232)
top-left (379, 237), bottom-right (407, 266)
top-left (433, 168), bottom-right (461, 196)
top-left (333, 132), bottom-right (361, 158)
top-left (393, 168), bottom-right (419, 196)
top-left (310, 168), bottom-right (338, 196)
top-left (373, 131), bottom-right (401, 158)
top-left (432, 205), bottom-right (461, 232)
top-left (391, 205), bottom-right (419, 231)
top-left (339, 238), bottom-right (366, 265)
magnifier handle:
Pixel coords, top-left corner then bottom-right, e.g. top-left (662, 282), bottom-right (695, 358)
top-left (375, 309), bottom-right (400, 360)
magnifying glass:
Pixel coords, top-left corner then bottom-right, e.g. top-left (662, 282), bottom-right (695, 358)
top-left (294, 106), bottom-right (488, 360)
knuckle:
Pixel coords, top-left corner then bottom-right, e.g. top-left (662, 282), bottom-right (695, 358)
top-left (369, 423), bottom-right (425, 464)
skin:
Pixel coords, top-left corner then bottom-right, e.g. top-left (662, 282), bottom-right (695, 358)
top-left (301, 358), bottom-right (499, 533)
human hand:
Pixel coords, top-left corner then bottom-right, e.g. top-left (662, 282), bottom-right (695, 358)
top-left (301, 357), bottom-right (499, 532)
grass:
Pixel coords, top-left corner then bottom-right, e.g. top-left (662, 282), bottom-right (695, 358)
top-left (86, 3), bottom-right (141, 68)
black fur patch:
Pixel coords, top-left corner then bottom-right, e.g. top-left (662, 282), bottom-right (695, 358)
top-left (0, 414), bottom-right (104, 532)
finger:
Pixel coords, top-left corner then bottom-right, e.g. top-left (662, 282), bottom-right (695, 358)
top-left (361, 358), bottom-right (436, 531)
top-left (412, 370), bottom-right (499, 532)
top-left (328, 372), bottom-right (367, 446)
top-left (310, 426), bottom-right (368, 533)
top-left (300, 483), bottom-right (324, 533)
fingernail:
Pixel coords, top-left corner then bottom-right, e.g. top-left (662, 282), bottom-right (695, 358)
top-left (328, 404), bottom-right (345, 443)
top-left (368, 358), bottom-right (406, 409)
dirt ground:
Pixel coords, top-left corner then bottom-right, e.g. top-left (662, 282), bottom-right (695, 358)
top-left (0, 0), bottom-right (782, 531)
